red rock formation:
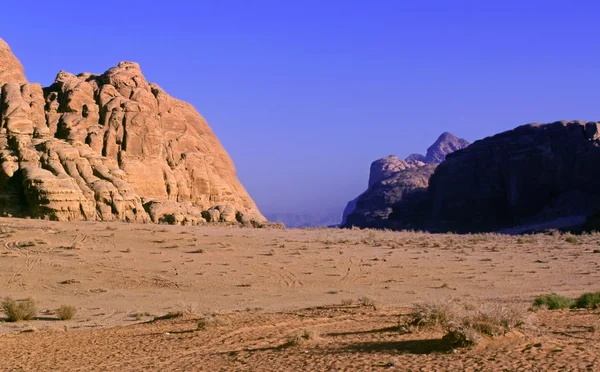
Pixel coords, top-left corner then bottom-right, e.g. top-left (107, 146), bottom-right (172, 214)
top-left (0, 38), bottom-right (265, 225)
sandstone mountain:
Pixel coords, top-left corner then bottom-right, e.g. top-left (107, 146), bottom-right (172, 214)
top-left (406, 132), bottom-right (470, 164)
top-left (342, 133), bottom-right (469, 228)
top-left (418, 121), bottom-right (600, 232)
top-left (0, 38), bottom-right (266, 225)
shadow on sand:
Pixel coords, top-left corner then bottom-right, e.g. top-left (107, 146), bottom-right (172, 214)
top-left (338, 338), bottom-right (453, 355)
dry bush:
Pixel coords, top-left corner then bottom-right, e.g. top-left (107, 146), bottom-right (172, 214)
top-left (56, 305), bottom-right (77, 320)
top-left (408, 299), bottom-right (531, 348)
top-left (357, 296), bottom-right (377, 308)
top-left (461, 304), bottom-right (530, 337)
top-left (340, 299), bottom-right (354, 306)
top-left (2, 297), bottom-right (37, 322)
top-left (285, 328), bottom-right (320, 346)
top-left (442, 324), bottom-right (482, 347)
top-left (197, 315), bottom-right (226, 330)
top-left (176, 302), bottom-right (199, 316)
top-left (444, 303), bottom-right (531, 348)
top-left (408, 299), bottom-right (462, 329)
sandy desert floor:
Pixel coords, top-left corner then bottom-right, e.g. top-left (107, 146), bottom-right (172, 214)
top-left (0, 218), bottom-right (599, 371)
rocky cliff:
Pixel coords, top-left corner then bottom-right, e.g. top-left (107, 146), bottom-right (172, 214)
top-left (423, 121), bottom-right (600, 232)
top-left (0, 38), bottom-right (265, 225)
top-left (342, 133), bottom-right (469, 228)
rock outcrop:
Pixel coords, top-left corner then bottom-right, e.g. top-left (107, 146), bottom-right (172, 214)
top-left (0, 39), bottom-right (27, 86)
top-left (342, 133), bottom-right (469, 228)
top-left (422, 121), bottom-right (600, 232)
top-left (344, 162), bottom-right (437, 228)
top-left (0, 38), bottom-right (265, 225)
top-left (408, 132), bottom-right (470, 164)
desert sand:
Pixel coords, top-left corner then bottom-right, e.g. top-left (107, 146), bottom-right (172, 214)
top-left (1, 218), bottom-right (599, 371)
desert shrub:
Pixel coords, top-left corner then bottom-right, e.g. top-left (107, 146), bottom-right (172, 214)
top-left (2, 297), bottom-right (37, 322)
top-left (574, 291), bottom-right (600, 309)
top-left (407, 300), bottom-right (530, 348)
top-left (464, 304), bottom-right (529, 336)
top-left (357, 296), bottom-right (376, 308)
top-left (565, 236), bottom-right (579, 244)
top-left (409, 299), bottom-right (461, 328)
top-left (442, 304), bottom-right (529, 348)
top-left (285, 328), bottom-right (320, 346)
top-left (533, 294), bottom-right (574, 310)
top-left (197, 315), bottom-right (225, 330)
top-left (56, 305), bottom-right (77, 320)
top-left (442, 324), bottom-right (481, 348)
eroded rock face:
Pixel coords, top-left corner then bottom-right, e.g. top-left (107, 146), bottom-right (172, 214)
top-left (368, 155), bottom-right (414, 187)
top-left (426, 121), bottom-right (600, 232)
top-left (0, 38), bottom-right (265, 225)
top-left (0, 39), bottom-right (27, 86)
top-left (342, 133), bottom-right (469, 228)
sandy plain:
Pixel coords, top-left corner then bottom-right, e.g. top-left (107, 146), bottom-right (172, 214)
top-left (0, 218), bottom-right (599, 371)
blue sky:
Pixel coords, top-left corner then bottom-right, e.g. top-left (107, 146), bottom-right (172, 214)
top-left (3, 1), bottom-right (600, 215)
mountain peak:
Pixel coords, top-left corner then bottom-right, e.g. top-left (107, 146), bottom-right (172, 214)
top-left (404, 132), bottom-right (469, 164)
top-left (424, 132), bottom-right (470, 163)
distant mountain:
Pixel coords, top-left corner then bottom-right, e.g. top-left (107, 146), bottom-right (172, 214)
top-left (341, 132), bottom-right (469, 227)
top-left (411, 132), bottom-right (471, 164)
top-left (265, 210), bottom-right (342, 228)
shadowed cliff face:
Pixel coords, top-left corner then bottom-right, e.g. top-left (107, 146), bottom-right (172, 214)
top-left (345, 122), bottom-right (600, 232)
top-left (0, 38), bottom-right (266, 226)
top-left (342, 133), bottom-right (469, 228)
top-left (424, 121), bottom-right (600, 232)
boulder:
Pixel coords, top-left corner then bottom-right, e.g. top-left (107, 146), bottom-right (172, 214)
top-left (203, 208), bottom-right (221, 223)
top-left (368, 155), bottom-right (413, 187)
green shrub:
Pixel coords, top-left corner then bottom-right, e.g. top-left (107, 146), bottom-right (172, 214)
top-left (565, 236), bottom-right (579, 244)
top-left (533, 294), bottom-right (574, 310)
top-left (574, 291), bottom-right (600, 309)
top-left (2, 297), bottom-right (37, 322)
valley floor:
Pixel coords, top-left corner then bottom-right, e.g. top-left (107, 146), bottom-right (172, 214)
top-left (0, 219), bottom-right (599, 370)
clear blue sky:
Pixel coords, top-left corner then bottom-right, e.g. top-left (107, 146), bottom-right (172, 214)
top-left (3, 1), bottom-right (600, 215)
